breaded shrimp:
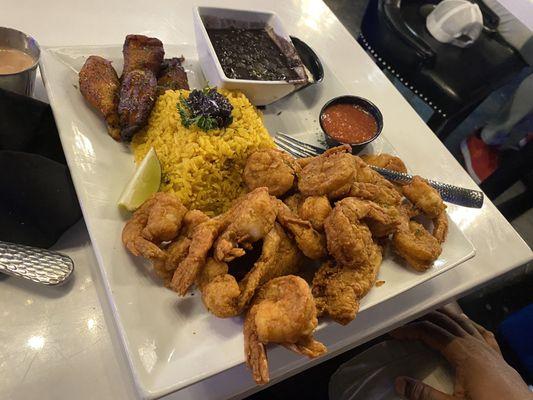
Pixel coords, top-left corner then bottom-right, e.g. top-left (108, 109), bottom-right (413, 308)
top-left (198, 224), bottom-right (302, 317)
top-left (298, 145), bottom-right (356, 199)
top-left (312, 245), bottom-right (382, 325)
top-left (392, 220), bottom-right (442, 272)
top-left (141, 193), bottom-right (188, 242)
top-left (298, 196), bottom-right (332, 232)
top-left (432, 210), bottom-right (448, 244)
top-left (402, 176), bottom-right (446, 218)
top-left (275, 200), bottom-right (327, 260)
top-left (171, 188), bottom-right (276, 295)
top-left (213, 188), bottom-right (277, 262)
top-left (170, 215), bottom-right (227, 295)
top-left (349, 156), bottom-right (403, 206)
top-left (244, 275), bottom-right (326, 384)
top-left (122, 193), bottom-right (186, 260)
top-left (323, 197), bottom-right (396, 266)
top-left (283, 194), bottom-right (332, 231)
top-left (243, 148), bottom-right (300, 197)
top-left (361, 153), bottom-right (407, 174)
top-left (152, 210), bottom-right (209, 281)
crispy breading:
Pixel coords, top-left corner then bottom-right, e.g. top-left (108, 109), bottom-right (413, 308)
top-left (198, 223), bottom-right (302, 317)
top-left (361, 153), bottom-right (408, 174)
top-left (312, 245), bottom-right (382, 325)
top-left (298, 145), bottom-right (355, 199)
top-left (122, 192), bottom-right (186, 260)
top-left (402, 176), bottom-right (446, 218)
top-left (244, 276), bottom-right (326, 384)
top-left (244, 148), bottom-right (300, 196)
top-left (78, 55), bottom-right (121, 140)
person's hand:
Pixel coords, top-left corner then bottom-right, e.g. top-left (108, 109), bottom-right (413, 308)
top-left (391, 307), bottom-right (532, 400)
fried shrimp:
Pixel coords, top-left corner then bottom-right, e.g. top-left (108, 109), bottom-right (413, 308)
top-left (199, 224), bottom-right (302, 317)
top-left (324, 197), bottom-right (396, 266)
top-left (283, 194), bottom-right (332, 231)
top-left (298, 196), bottom-right (332, 231)
top-left (170, 215), bottom-right (227, 295)
top-left (171, 188), bottom-right (277, 295)
top-left (312, 245), bottom-right (382, 325)
top-left (361, 153), bottom-right (408, 174)
top-left (432, 210), bottom-right (449, 244)
top-left (244, 275), bottom-right (326, 384)
top-left (196, 258), bottom-right (239, 317)
top-left (213, 187), bottom-right (277, 262)
top-left (276, 200), bottom-right (327, 260)
top-left (349, 156), bottom-right (403, 206)
top-left (243, 148), bottom-right (300, 197)
top-left (283, 193), bottom-right (303, 214)
top-left (141, 193), bottom-right (188, 242)
top-left (393, 220), bottom-right (442, 272)
top-left (122, 193), bottom-right (186, 260)
top-left (298, 145), bottom-right (356, 199)
top-left (153, 210), bottom-right (209, 282)
top-left (402, 176), bottom-right (446, 218)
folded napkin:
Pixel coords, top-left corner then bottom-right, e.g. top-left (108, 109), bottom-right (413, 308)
top-left (0, 88), bottom-right (82, 248)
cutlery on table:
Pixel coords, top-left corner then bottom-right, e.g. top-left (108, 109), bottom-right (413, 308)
top-left (0, 241), bottom-right (74, 285)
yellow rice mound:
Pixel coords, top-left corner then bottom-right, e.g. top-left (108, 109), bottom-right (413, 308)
top-left (132, 89), bottom-right (274, 216)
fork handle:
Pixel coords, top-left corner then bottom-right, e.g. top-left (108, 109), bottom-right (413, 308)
top-left (0, 241), bottom-right (74, 285)
top-left (372, 166), bottom-right (484, 208)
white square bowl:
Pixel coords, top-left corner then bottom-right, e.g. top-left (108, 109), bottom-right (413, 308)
top-left (193, 6), bottom-right (308, 105)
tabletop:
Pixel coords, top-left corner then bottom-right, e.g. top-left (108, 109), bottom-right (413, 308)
top-left (1, 1), bottom-right (531, 399)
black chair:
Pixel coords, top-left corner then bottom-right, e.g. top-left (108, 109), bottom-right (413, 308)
top-left (358, 0), bottom-right (526, 140)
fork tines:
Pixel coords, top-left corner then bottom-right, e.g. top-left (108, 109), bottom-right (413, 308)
top-left (274, 133), bottom-right (324, 158)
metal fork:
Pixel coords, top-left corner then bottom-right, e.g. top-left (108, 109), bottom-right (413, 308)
top-left (274, 132), bottom-right (484, 209)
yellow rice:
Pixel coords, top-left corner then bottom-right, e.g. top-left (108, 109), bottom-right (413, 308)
top-left (132, 89), bottom-right (274, 216)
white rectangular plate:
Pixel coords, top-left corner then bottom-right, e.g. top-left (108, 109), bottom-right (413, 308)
top-left (40, 44), bottom-right (475, 399)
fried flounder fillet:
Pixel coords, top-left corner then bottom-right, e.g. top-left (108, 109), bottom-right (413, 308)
top-left (79, 55), bottom-right (121, 140)
top-left (244, 276), bottom-right (326, 384)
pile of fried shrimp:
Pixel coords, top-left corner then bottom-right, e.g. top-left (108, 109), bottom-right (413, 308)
top-left (122, 144), bottom-right (448, 384)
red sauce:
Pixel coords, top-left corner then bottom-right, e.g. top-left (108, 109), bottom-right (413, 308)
top-left (321, 103), bottom-right (378, 144)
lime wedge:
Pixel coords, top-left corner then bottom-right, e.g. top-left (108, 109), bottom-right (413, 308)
top-left (118, 148), bottom-right (161, 211)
